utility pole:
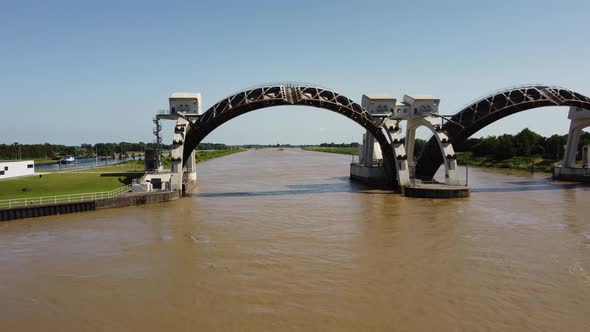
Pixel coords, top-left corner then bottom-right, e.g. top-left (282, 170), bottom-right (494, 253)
top-left (465, 152), bottom-right (469, 187)
top-left (556, 136), bottom-right (560, 161)
top-left (13, 142), bottom-right (18, 160)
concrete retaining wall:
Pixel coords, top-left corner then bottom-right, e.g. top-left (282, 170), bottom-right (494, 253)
top-left (0, 201), bottom-right (96, 221)
top-left (96, 191), bottom-right (180, 209)
top-left (0, 191), bottom-right (181, 222)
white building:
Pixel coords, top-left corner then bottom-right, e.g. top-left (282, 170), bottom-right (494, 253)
top-left (0, 161), bottom-right (35, 180)
top-left (169, 93), bottom-right (202, 115)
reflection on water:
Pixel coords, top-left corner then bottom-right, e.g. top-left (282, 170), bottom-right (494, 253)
top-left (472, 179), bottom-right (588, 193)
top-left (1, 148), bottom-right (589, 331)
top-left (35, 157), bottom-right (140, 171)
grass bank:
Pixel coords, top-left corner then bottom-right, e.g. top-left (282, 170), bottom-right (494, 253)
top-left (301, 147), bottom-right (559, 173)
top-left (0, 149), bottom-right (246, 200)
top-left (0, 172), bottom-right (142, 200)
top-left (302, 146), bottom-right (357, 155)
top-left (456, 152), bottom-right (557, 173)
top-left (196, 148), bottom-right (246, 161)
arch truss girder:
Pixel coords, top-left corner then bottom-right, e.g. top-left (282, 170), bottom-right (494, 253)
top-left (415, 85), bottom-right (590, 179)
top-left (182, 83), bottom-right (399, 186)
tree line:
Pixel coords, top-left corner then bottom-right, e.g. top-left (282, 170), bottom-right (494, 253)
top-left (313, 128), bottom-right (590, 162)
top-left (318, 142), bottom-right (360, 148)
top-left (454, 128), bottom-right (590, 160)
top-left (0, 142), bottom-right (233, 160)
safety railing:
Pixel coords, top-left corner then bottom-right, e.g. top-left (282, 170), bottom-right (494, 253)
top-left (0, 185), bottom-right (132, 209)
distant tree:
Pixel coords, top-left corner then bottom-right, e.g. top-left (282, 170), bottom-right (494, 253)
top-left (513, 128), bottom-right (542, 157)
top-left (543, 134), bottom-right (563, 160)
top-left (472, 136), bottom-right (498, 157)
top-left (413, 139), bottom-right (427, 158)
top-left (495, 135), bottom-right (516, 160)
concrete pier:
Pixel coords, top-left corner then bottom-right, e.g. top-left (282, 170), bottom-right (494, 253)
top-left (552, 166), bottom-right (590, 182)
top-left (349, 163), bottom-right (388, 187)
top-left (403, 183), bottom-right (470, 198)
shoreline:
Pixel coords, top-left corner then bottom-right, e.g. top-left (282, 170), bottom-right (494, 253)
top-left (0, 149), bottom-right (246, 201)
top-left (0, 150), bottom-right (247, 221)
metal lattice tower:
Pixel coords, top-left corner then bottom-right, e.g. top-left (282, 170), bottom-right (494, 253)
top-left (153, 117), bottom-right (163, 170)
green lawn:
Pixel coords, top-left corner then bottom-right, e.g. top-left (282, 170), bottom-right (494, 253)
top-left (0, 172), bottom-right (142, 200)
top-left (0, 149), bottom-right (246, 200)
top-left (302, 146), bottom-right (357, 155)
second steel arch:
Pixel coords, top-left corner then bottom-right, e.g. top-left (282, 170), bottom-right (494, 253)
top-left (415, 85), bottom-right (590, 179)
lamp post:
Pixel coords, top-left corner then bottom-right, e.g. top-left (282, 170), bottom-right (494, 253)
top-left (556, 135), bottom-right (560, 162)
top-left (465, 153), bottom-right (469, 187)
top-left (13, 142), bottom-right (18, 160)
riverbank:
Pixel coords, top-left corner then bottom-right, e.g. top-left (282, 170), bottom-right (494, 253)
top-left (0, 190), bottom-right (181, 221)
top-left (0, 149), bottom-right (246, 200)
top-left (196, 148), bottom-right (246, 161)
top-left (456, 152), bottom-right (556, 173)
top-left (303, 147), bottom-right (557, 173)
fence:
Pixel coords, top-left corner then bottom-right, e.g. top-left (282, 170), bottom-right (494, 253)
top-left (0, 185), bottom-right (132, 209)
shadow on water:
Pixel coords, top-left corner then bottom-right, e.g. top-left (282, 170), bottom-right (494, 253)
top-left (472, 179), bottom-right (589, 193)
top-left (188, 177), bottom-right (589, 197)
top-left (187, 178), bottom-right (388, 198)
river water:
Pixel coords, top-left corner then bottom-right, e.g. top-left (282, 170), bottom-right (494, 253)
top-left (1, 148), bottom-right (589, 331)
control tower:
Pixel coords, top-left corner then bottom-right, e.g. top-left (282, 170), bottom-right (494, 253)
top-left (352, 93), bottom-right (460, 187)
top-left (357, 95), bottom-right (396, 167)
top-left (351, 95), bottom-right (409, 186)
top-left (134, 92), bottom-right (202, 193)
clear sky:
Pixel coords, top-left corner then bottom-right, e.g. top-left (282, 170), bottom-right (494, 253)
top-left (1, 0), bottom-right (589, 145)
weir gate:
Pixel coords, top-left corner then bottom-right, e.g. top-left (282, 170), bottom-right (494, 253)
top-left (132, 83), bottom-right (590, 197)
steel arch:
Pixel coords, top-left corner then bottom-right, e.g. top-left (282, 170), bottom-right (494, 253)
top-left (415, 85), bottom-right (590, 179)
top-left (182, 83), bottom-right (398, 185)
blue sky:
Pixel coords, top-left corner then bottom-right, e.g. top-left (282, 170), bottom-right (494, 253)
top-left (1, 0), bottom-right (589, 145)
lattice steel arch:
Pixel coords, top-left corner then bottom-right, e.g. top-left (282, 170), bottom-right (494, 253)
top-left (182, 83), bottom-right (399, 185)
top-left (415, 84), bottom-right (590, 179)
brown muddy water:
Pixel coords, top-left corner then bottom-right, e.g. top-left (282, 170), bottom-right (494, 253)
top-left (1, 148), bottom-right (589, 331)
